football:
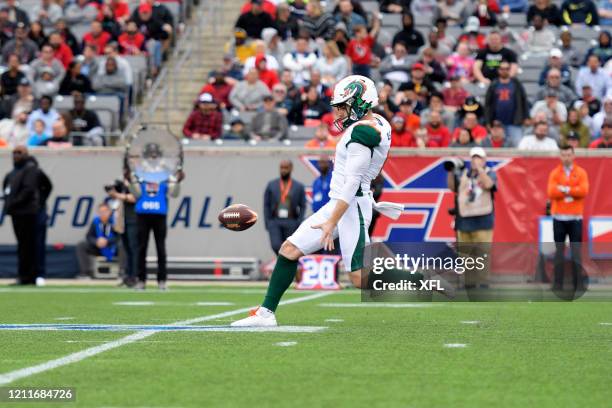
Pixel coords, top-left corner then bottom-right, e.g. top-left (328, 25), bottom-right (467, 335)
top-left (218, 204), bottom-right (258, 231)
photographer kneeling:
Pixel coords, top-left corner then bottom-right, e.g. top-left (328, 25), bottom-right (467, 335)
top-left (76, 203), bottom-right (118, 278)
top-left (446, 147), bottom-right (497, 289)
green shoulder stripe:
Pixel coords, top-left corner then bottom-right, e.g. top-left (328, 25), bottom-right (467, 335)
top-left (348, 125), bottom-right (381, 148)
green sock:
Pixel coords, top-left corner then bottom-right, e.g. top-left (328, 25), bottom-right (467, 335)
top-left (262, 255), bottom-right (298, 312)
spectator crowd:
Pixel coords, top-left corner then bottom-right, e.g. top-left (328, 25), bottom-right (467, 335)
top-left (183, 0), bottom-right (612, 150)
top-left (0, 0), bottom-right (179, 148)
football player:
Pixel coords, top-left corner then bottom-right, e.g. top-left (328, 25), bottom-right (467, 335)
top-left (232, 75), bottom-right (402, 327)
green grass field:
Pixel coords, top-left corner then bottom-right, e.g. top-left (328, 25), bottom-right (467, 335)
top-left (0, 284), bottom-right (611, 408)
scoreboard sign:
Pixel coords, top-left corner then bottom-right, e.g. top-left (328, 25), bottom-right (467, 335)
top-left (296, 255), bottom-right (341, 290)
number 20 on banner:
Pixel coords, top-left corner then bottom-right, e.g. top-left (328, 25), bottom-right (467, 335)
top-left (296, 255), bottom-right (341, 290)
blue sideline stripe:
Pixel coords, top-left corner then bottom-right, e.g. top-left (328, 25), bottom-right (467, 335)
top-left (0, 324), bottom-right (327, 333)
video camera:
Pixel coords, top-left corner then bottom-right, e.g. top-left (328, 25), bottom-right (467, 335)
top-left (104, 179), bottom-right (129, 194)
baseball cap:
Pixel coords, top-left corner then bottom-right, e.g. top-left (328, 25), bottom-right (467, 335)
top-left (470, 146), bottom-right (487, 159)
top-left (465, 16), bottom-right (480, 33)
top-left (138, 2), bottom-right (152, 13)
top-left (550, 48), bottom-right (563, 58)
top-left (392, 115), bottom-right (405, 123)
top-left (411, 62), bottom-right (425, 71)
top-left (462, 96), bottom-right (480, 112)
top-left (263, 94), bottom-right (274, 101)
top-left (491, 120), bottom-right (503, 128)
top-left (566, 131), bottom-right (579, 140)
top-left (18, 77), bottom-right (30, 86)
top-left (230, 118), bottom-right (244, 126)
top-left (198, 93), bottom-right (215, 103)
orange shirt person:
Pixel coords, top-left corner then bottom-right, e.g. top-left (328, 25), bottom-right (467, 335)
top-left (546, 144), bottom-right (589, 292)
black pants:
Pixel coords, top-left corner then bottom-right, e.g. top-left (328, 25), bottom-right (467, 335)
top-left (267, 219), bottom-right (300, 254)
top-left (11, 214), bottom-right (37, 284)
top-left (137, 214), bottom-right (167, 282)
top-left (553, 219), bottom-right (583, 290)
top-left (35, 210), bottom-right (48, 278)
top-left (121, 220), bottom-right (139, 279)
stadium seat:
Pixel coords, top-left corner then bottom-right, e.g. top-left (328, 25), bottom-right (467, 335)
top-left (517, 67), bottom-right (542, 83)
top-left (381, 13), bottom-right (402, 28)
top-left (570, 26), bottom-right (601, 41)
top-left (361, 1), bottom-right (379, 16)
top-left (520, 54), bottom-right (548, 69)
top-left (463, 82), bottom-right (487, 99)
top-left (288, 125), bottom-right (316, 141)
top-left (70, 24), bottom-right (90, 41)
top-left (505, 13), bottom-right (526, 28)
top-left (523, 82), bottom-right (542, 101)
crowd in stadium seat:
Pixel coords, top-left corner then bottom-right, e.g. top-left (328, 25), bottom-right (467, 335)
top-left (0, 0), bottom-right (182, 148)
top-left (184, 0), bottom-right (612, 149)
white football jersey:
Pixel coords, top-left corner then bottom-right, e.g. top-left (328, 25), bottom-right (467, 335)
top-left (329, 113), bottom-right (392, 201)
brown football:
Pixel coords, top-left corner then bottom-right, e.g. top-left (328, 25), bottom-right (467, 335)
top-left (218, 204), bottom-right (258, 231)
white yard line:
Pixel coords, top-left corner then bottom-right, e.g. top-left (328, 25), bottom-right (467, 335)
top-left (0, 291), bottom-right (332, 385)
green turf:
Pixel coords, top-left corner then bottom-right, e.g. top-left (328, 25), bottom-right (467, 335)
top-left (0, 285), bottom-right (611, 408)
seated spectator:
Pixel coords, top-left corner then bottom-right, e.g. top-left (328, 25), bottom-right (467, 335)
top-left (573, 100), bottom-right (594, 132)
top-left (433, 17), bottom-right (456, 50)
top-left (419, 29), bottom-right (451, 62)
top-left (497, 16), bottom-right (523, 50)
top-left (42, 120), bottom-right (72, 148)
top-left (456, 17), bottom-right (486, 53)
top-left (303, 0), bottom-right (335, 40)
top-left (481, 120), bottom-right (512, 147)
top-left (26, 95), bottom-right (59, 135)
top-left (76, 203), bottom-right (118, 277)
top-left (59, 60), bottom-right (93, 95)
top-left (271, 83), bottom-right (292, 116)
top-left (274, 2), bottom-right (299, 41)
top-left (0, 108), bottom-right (29, 147)
top-left (261, 27), bottom-right (284, 66)
top-left (433, 0), bottom-right (469, 26)
top-left (1, 22), bottom-right (38, 64)
top-left (474, 31), bottom-right (518, 85)
top-left (536, 68), bottom-right (576, 105)
top-left (518, 121), bottom-right (559, 150)
top-left (0, 53), bottom-right (25, 97)
top-left (200, 71), bottom-right (233, 110)
top-left (92, 56), bottom-right (129, 95)
top-left (280, 69), bottom-right (300, 101)
top-left (98, 3), bottom-right (123, 40)
top-left (6, 78), bottom-right (35, 118)
top-left (450, 127), bottom-right (477, 147)
top-left (446, 42), bottom-right (475, 82)
top-left (288, 85), bottom-right (330, 126)
top-left (420, 91), bottom-right (454, 128)
top-left (403, 63), bottom-right (434, 101)
top-left (315, 40), bottom-right (348, 86)
top-left (472, 0), bottom-right (498, 27)
top-left (424, 110), bottom-right (451, 147)
top-left (82, 21), bottom-right (112, 55)
top-left (307, 69), bottom-right (332, 104)
top-left (373, 81), bottom-right (398, 120)
top-left (223, 118), bottom-right (248, 140)
top-left (250, 95), bottom-right (288, 140)
top-left (28, 21), bottom-right (46, 50)
top-left (226, 29), bottom-right (255, 65)
top-left (484, 60), bottom-right (529, 146)
top-left (54, 19), bottom-right (80, 56)
top-left (64, 0), bottom-right (97, 26)
top-left (79, 44), bottom-right (99, 78)
top-left (304, 123), bottom-right (337, 148)
top-left (396, 99), bottom-right (421, 132)
top-left (411, 0), bottom-right (438, 15)
top-left (242, 39), bottom-right (280, 74)
top-left (98, 43), bottom-right (133, 87)
top-left (106, 0), bottom-right (130, 25)
top-left (218, 54), bottom-right (243, 81)
top-left (559, 31), bottom-right (583, 68)
top-left (182, 93), bottom-right (223, 140)
top-left (240, 0), bottom-right (276, 19)
top-left (452, 112), bottom-right (488, 142)
top-left (456, 95), bottom-right (485, 123)
top-left (591, 95), bottom-right (612, 135)
top-left (291, 0), bottom-right (308, 19)
top-left (33, 67), bottom-right (60, 98)
top-left (68, 92), bottom-right (104, 146)
top-left (584, 31), bottom-right (612, 65)
top-left (118, 20), bottom-right (146, 56)
top-left (528, 0), bottom-right (561, 26)
top-left (4, 0), bottom-right (29, 25)
top-left (575, 55), bottom-right (611, 100)
top-left (334, 0), bottom-right (366, 35)
top-left (380, 41), bottom-right (411, 84)
top-left (30, 44), bottom-right (66, 83)
top-left (579, 84), bottom-right (602, 118)
top-left (235, 0), bottom-right (274, 39)
top-left (229, 68), bottom-right (270, 112)
top-left (333, 22), bottom-right (349, 54)
top-left (418, 47), bottom-right (446, 84)
top-left (522, 15), bottom-right (556, 56)
top-left (530, 89), bottom-right (568, 130)
top-left (391, 114), bottom-right (416, 147)
top-left (392, 12), bottom-right (425, 54)
top-left (29, 0), bottom-right (62, 30)
top-left (282, 36), bottom-right (317, 87)
top-left (589, 119), bottom-right (612, 147)
top-left (254, 54), bottom-right (279, 90)
top-left (561, 0), bottom-right (599, 26)
top-left (48, 31), bottom-right (73, 69)
top-left (442, 76), bottom-right (469, 111)
top-left (131, 2), bottom-right (172, 75)
top-left (27, 118), bottom-right (49, 146)
top-left (560, 109), bottom-right (591, 147)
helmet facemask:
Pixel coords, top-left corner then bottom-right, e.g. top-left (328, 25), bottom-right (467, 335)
top-left (331, 94), bottom-right (372, 131)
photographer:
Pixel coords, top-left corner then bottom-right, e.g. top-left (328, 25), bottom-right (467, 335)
top-left (129, 143), bottom-right (185, 291)
top-left (75, 203), bottom-right (118, 278)
top-left (446, 147), bottom-right (497, 288)
top-left (105, 165), bottom-right (138, 288)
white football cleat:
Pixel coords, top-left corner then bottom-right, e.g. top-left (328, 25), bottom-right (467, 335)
top-left (231, 307), bottom-right (278, 327)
